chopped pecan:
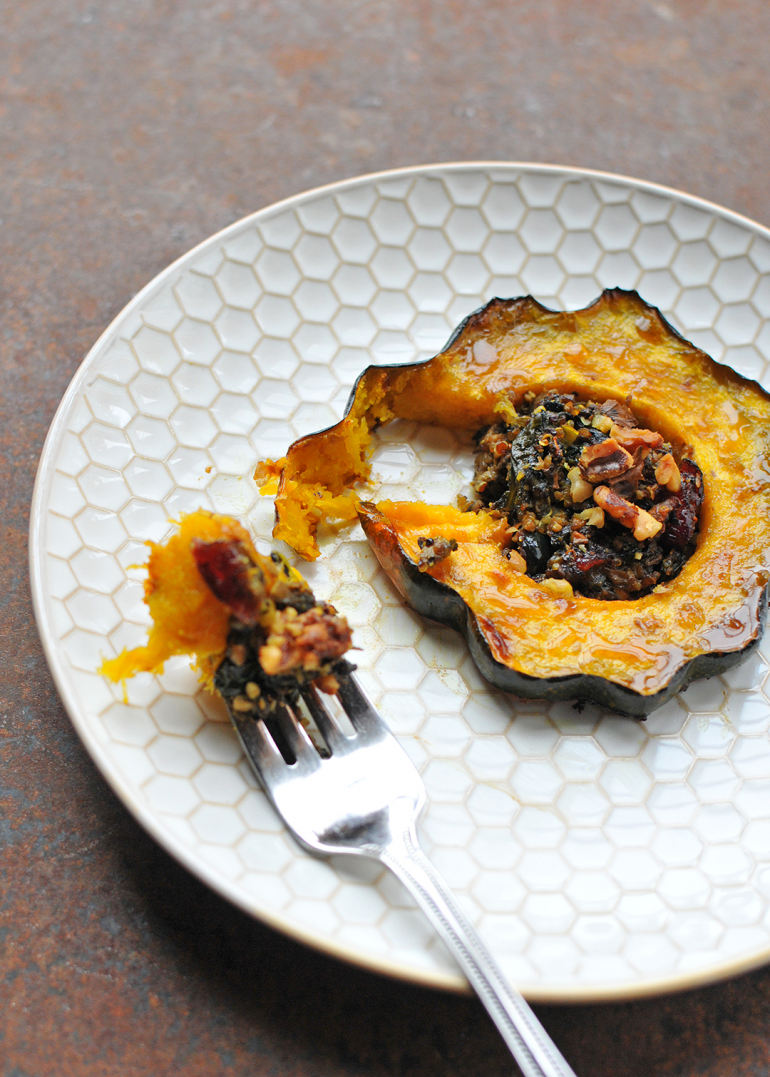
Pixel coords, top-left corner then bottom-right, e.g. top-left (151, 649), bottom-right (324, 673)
top-left (606, 447), bottom-right (648, 500)
top-left (591, 413), bottom-right (614, 433)
top-left (259, 604), bottom-right (352, 676)
top-left (505, 548), bottom-right (528, 573)
top-left (578, 438), bottom-right (634, 484)
top-left (593, 486), bottom-right (663, 542)
top-left (610, 425), bottom-right (664, 452)
top-left (597, 398), bottom-right (637, 428)
top-left (655, 452), bottom-right (681, 492)
top-left (577, 505), bottom-right (606, 528)
top-left (566, 466), bottom-right (594, 503)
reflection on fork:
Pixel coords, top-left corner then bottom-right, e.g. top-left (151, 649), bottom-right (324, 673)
top-left (229, 675), bottom-right (578, 1077)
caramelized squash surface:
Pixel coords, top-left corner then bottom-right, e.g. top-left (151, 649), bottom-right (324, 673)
top-left (261, 290), bottom-right (770, 713)
top-left (101, 510), bottom-right (298, 684)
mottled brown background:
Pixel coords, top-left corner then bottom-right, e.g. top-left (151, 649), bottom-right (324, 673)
top-left (3, 1), bottom-right (770, 1074)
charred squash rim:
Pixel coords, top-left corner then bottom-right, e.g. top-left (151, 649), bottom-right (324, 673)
top-left (266, 289), bottom-right (770, 716)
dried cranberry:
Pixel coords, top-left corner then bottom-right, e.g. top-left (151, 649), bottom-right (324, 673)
top-left (661, 459), bottom-right (703, 549)
top-left (192, 539), bottom-right (265, 624)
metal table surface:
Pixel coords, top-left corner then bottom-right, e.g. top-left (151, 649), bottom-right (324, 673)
top-left (3, 1), bottom-right (770, 1074)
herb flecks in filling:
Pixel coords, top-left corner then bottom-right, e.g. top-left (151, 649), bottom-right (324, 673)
top-left (470, 393), bottom-right (703, 601)
top-left (193, 540), bottom-right (355, 716)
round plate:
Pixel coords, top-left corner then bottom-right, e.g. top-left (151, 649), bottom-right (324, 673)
top-left (30, 163), bottom-right (770, 1002)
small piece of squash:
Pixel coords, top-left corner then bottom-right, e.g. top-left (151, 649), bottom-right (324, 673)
top-left (101, 510), bottom-right (311, 686)
top-left (260, 290), bottom-right (770, 715)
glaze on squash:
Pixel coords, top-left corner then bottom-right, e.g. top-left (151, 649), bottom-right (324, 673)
top-left (261, 290), bottom-right (770, 715)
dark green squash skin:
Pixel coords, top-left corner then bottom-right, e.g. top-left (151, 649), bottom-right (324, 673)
top-left (289, 288), bottom-right (769, 718)
top-left (358, 508), bottom-right (768, 720)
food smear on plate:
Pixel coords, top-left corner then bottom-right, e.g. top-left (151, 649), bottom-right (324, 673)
top-left (101, 510), bottom-right (355, 716)
top-left (255, 289), bottom-right (770, 716)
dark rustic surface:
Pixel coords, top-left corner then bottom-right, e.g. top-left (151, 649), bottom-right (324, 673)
top-left (3, 1), bottom-right (770, 1074)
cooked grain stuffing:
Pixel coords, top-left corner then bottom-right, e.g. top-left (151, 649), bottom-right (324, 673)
top-left (196, 538), bottom-right (354, 716)
top-left (101, 510), bottom-right (354, 715)
top-left (467, 393), bottom-right (703, 601)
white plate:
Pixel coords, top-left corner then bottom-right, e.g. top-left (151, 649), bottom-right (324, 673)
top-left (29, 163), bottom-right (770, 1002)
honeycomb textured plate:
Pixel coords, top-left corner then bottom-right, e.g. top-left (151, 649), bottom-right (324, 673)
top-left (29, 164), bottom-right (770, 1002)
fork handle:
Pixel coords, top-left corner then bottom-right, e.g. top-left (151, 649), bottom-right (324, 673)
top-left (381, 829), bottom-right (578, 1077)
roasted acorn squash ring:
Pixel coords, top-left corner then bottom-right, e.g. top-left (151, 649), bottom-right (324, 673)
top-left (266, 289), bottom-right (770, 716)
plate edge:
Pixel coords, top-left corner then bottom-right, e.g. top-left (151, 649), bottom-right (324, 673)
top-left (28, 160), bottom-right (770, 1003)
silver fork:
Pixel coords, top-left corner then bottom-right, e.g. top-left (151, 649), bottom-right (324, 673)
top-left (229, 676), bottom-right (577, 1077)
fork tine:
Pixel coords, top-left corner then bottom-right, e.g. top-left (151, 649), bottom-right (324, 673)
top-left (271, 703), bottom-right (322, 769)
top-left (300, 684), bottom-right (350, 753)
top-left (230, 709), bottom-right (287, 783)
top-left (230, 677), bottom-right (573, 1076)
top-left (337, 676), bottom-right (387, 741)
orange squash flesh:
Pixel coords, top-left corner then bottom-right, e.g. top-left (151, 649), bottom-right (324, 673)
top-left (261, 290), bottom-right (770, 713)
top-left (101, 510), bottom-right (307, 685)
top-left (359, 501), bottom-right (764, 705)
